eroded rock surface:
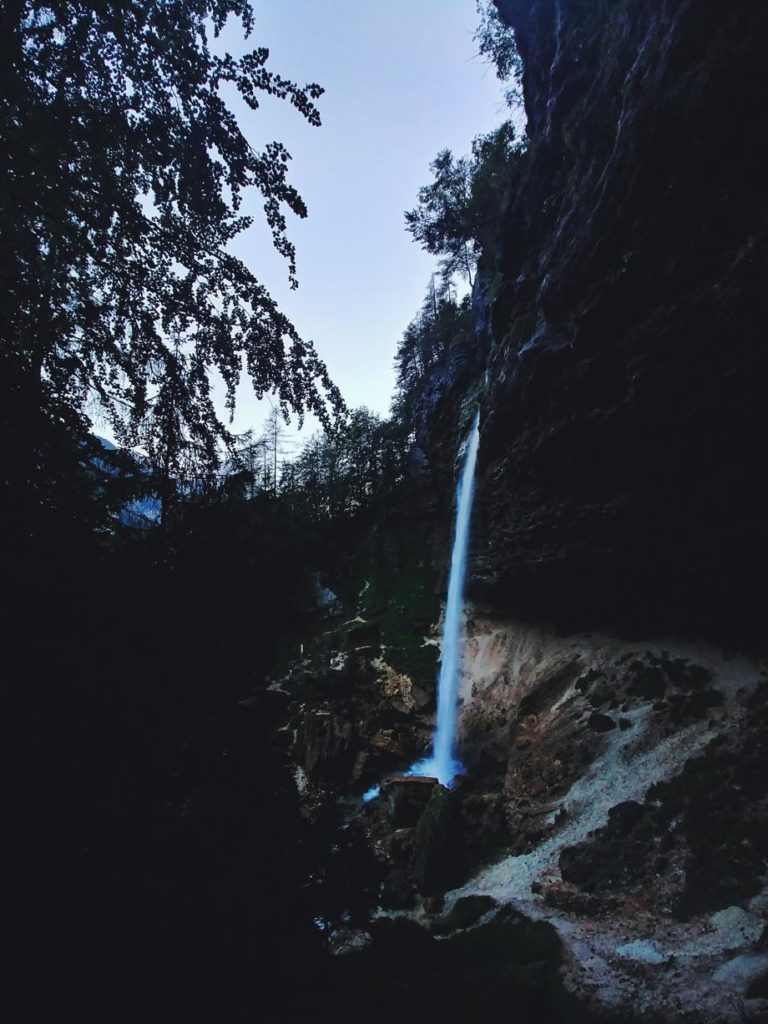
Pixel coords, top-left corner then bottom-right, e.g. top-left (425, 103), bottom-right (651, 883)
top-left (443, 611), bottom-right (768, 1023)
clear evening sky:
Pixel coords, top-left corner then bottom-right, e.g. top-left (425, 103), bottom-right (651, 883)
top-left (214, 0), bottom-right (508, 437)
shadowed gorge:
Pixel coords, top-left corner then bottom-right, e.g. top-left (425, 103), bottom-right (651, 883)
top-left (4, 1), bottom-right (768, 1021)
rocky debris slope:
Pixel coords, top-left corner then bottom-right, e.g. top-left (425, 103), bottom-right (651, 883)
top-left (285, 596), bottom-right (767, 1020)
top-left (439, 609), bottom-right (768, 1022)
top-left (275, 555), bottom-right (766, 1015)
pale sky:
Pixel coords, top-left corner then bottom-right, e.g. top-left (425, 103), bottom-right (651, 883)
top-left (215, 0), bottom-right (508, 437)
top-left (90, 1), bottom-right (509, 447)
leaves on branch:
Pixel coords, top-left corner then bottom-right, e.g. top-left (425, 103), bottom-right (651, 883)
top-left (1, 0), bottom-right (344, 480)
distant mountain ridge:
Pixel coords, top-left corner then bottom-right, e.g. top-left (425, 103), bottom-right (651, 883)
top-left (94, 436), bottom-right (161, 528)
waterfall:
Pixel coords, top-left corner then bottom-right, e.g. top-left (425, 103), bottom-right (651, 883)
top-left (413, 410), bottom-right (480, 785)
top-left (362, 411), bottom-right (480, 802)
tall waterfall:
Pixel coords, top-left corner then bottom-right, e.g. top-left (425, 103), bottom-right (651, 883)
top-left (362, 412), bottom-right (481, 802)
top-left (413, 410), bottom-right (481, 786)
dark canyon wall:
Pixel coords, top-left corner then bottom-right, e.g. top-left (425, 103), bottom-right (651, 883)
top-left (472, 0), bottom-right (768, 648)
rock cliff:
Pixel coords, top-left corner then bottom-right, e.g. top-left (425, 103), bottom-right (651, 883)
top-left (282, 4), bottom-right (768, 1020)
top-left (287, 594), bottom-right (767, 1020)
top-left (474, 0), bottom-right (768, 650)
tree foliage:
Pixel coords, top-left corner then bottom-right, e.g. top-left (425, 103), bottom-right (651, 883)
top-left (1, 0), bottom-right (343, 483)
top-left (282, 408), bottom-right (408, 523)
top-left (173, 405), bottom-right (407, 528)
top-left (405, 150), bottom-right (477, 286)
top-left (393, 285), bottom-right (473, 430)
top-left (474, 0), bottom-right (523, 107)
top-left (404, 121), bottom-right (524, 289)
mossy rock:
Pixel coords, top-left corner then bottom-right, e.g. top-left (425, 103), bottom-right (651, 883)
top-left (358, 564), bottom-right (441, 688)
top-left (444, 906), bottom-right (561, 970)
top-left (332, 907), bottom-right (588, 1023)
top-left (340, 618), bottom-right (381, 648)
top-left (412, 787), bottom-right (466, 895)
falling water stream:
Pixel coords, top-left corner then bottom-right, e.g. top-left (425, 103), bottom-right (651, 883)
top-left (364, 411), bottom-right (481, 799)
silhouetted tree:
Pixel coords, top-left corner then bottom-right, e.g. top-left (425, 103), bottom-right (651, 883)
top-left (405, 149), bottom-right (477, 286)
top-left (0, 0), bottom-right (343, 498)
top-left (393, 286), bottom-right (473, 428)
top-left (474, 0), bottom-right (523, 107)
top-left (261, 406), bottom-right (293, 494)
top-left (282, 408), bottom-right (408, 524)
top-left (405, 122), bottom-right (524, 289)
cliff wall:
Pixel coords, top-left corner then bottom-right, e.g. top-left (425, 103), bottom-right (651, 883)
top-left (473, 0), bottom-right (768, 649)
top-left (284, 6), bottom-right (768, 1019)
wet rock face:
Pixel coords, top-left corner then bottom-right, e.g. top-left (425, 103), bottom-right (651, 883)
top-left (363, 781), bottom-right (468, 901)
top-left (477, 0), bottom-right (768, 649)
top-left (302, 710), bottom-right (355, 776)
top-left (287, 648), bottom-right (433, 792)
top-left (380, 867), bottom-right (416, 911)
top-left (497, 648), bottom-right (734, 862)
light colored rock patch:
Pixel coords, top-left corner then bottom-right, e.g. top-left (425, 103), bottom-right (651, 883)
top-left (372, 656), bottom-right (416, 713)
top-left (447, 609), bottom-right (768, 1022)
top-left (615, 939), bottom-right (670, 964)
top-left (294, 765), bottom-right (309, 797)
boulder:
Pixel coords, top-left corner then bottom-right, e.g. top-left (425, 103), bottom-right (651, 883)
top-left (382, 775), bottom-right (437, 828)
top-left (380, 868), bottom-right (416, 910)
top-left (328, 927), bottom-right (372, 956)
top-left (412, 786), bottom-right (466, 895)
top-left (432, 895), bottom-right (498, 935)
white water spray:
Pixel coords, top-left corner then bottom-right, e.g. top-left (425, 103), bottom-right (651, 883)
top-left (412, 410), bottom-right (480, 785)
top-left (362, 412), bottom-right (481, 802)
